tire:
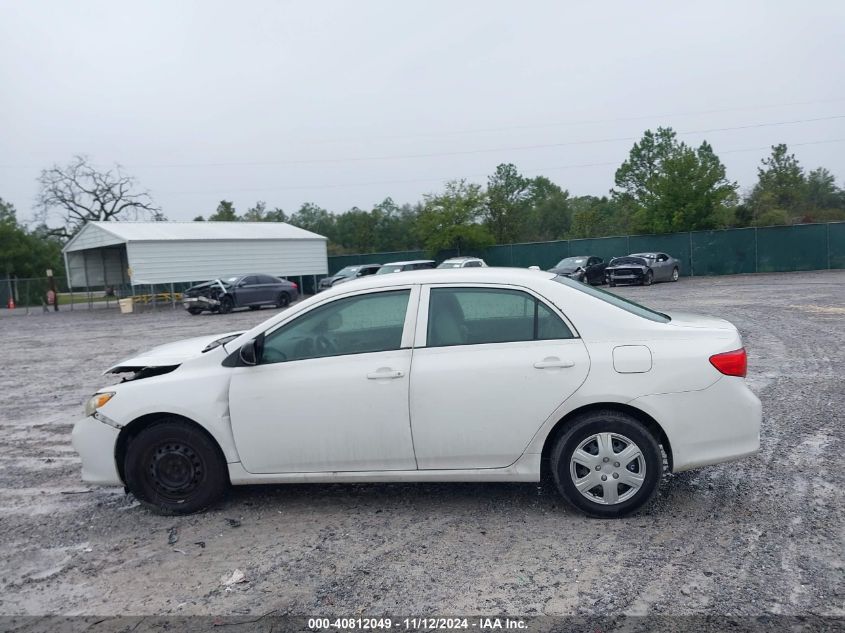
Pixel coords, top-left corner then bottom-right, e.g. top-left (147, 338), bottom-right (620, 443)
top-left (609, 281), bottom-right (616, 288)
top-left (218, 295), bottom-right (234, 314)
top-left (643, 270), bottom-right (654, 286)
top-left (550, 410), bottom-right (662, 518)
top-left (671, 267), bottom-right (679, 282)
top-left (277, 292), bottom-right (290, 308)
top-left (124, 420), bottom-right (228, 515)
top-left (187, 308), bottom-right (202, 316)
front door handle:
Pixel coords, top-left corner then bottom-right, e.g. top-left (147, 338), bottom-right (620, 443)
top-left (534, 357), bottom-right (575, 369)
top-left (366, 368), bottom-right (405, 380)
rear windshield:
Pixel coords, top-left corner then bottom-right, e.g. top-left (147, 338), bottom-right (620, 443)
top-left (437, 261), bottom-right (464, 269)
top-left (552, 276), bottom-right (671, 323)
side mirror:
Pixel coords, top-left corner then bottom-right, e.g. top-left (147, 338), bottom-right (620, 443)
top-left (239, 332), bottom-right (265, 366)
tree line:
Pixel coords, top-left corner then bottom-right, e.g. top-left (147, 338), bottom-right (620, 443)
top-left (195, 130), bottom-right (845, 255)
top-left (3, 128), bottom-right (845, 280)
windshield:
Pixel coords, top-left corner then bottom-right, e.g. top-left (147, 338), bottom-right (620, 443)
top-left (376, 265), bottom-right (405, 274)
top-left (437, 261), bottom-right (464, 269)
top-left (553, 275), bottom-right (670, 323)
top-left (554, 257), bottom-right (587, 268)
top-left (610, 257), bottom-right (648, 267)
top-left (335, 266), bottom-right (360, 277)
top-left (221, 277), bottom-right (239, 285)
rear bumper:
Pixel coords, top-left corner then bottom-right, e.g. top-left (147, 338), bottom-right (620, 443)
top-left (630, 377), bottom-right (761, 472)
top-left (71, 416), bottom-right (122, 485)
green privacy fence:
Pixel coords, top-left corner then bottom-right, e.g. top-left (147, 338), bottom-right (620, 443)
top-left (327, 222), bottom-right (845, 277)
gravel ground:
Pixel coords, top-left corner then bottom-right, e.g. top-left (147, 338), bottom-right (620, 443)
top-left (0, 271), bottom-right (842, 617)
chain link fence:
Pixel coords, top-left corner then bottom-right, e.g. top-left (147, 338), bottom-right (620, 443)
top-left (327, 222), bottom-right (845, 276)
top-left (0, 275), bottom-right (318, 316)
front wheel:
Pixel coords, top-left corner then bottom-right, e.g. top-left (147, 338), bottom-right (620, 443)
top-left (124, 420), bottom-right (228, 515)
top-left (187, 308), bottom-right (202, 316)
top-left (671, 267), bottom-right (679, 282)
top-left (218, 295), bottom-right (234, 314)
top-left (642, 270), bottom-right (654, 286)
top-left (550, 410), bottom-right (662, 518)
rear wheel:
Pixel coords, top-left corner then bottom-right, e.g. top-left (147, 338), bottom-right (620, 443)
top-left (124, 420), bottom-right (228, 515)
top-left (550, 410), bottom-right (662, 518)
top-left (642, 270), bottom-right (654, 286)
top-left (218, 295), bottom-right (234, 314)
top-left (277, 292), bottom-right (291, 308)
top-left (187, 308), bottom-right (202, 315)
top-left (671, 267), bottom-right (679, 282)
top-left (609, 281), bottom-right (616, 287)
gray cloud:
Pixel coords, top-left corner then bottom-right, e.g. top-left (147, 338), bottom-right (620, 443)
top-left (1, 0), bottom-right (844, 222)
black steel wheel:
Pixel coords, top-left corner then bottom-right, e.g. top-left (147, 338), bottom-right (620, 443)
top-left (277, 292), bottom-right (291, 308)
top-left (124, 419), bottom-right (228, 515)
top-left (218, 295), bottom-right (234, 314)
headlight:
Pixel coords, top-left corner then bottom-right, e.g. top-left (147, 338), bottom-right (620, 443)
top-left (85, 392), bottom-right (115, 416)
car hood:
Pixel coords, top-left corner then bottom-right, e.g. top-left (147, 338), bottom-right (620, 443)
top-left (549, 266), bottom-right (581, 274)
top-left (606, 263), bottom-right (647, 271)
top-left (186, 279), bottom-right (231, 292)
top-left (104, 331), bottom-right (244, 374)
top-left (664, 311), bottom-right (735, 330)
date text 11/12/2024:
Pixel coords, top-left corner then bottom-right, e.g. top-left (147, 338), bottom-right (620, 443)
top-left (308, 617), bottom-right (528, 630)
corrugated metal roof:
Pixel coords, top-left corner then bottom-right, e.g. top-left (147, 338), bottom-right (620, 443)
top-left (68, 221), bottom-right (326, 249)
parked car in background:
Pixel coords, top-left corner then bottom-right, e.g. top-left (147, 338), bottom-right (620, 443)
top-left (376, 260), bottom-right (436, 274)
top-left (318, 264), bottom-right (381, 292)
top-left (438, 257), bottom-right (488, 269)
top-left (548, 255), bottom-right (607, 285)
top-left (605, 253), bottom-right (680, 287)
top-left (182, 274), bottom-right (299, 314)
top-left (74, 268), bottom-right (760, 519)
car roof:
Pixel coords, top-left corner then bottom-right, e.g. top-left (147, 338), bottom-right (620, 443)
top-left (442, 256), bottom-right (483, 261)
top-left (630, 253), bottom-right (657, 258)
top-left (381, 259), bottom-right (435, 265)
top-left (319, 267), bottom-right (556, 295)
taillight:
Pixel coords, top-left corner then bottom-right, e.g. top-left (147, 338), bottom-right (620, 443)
top-left (709, 348), bottom-right (747, 377)
top-left (291, 282), bottom-right (298, 290)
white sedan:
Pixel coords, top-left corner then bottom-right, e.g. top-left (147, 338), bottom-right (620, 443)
top-left (72, 268), bottom-right (761, 518)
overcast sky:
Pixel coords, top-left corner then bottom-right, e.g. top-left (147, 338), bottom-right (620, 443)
top-left (1, 0), bottom-right (844, 224)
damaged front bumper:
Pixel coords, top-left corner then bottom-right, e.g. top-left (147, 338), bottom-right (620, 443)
top-left (182, 296), bottom-right (220, 311)
top-left (71, 415), bottom-right (122, 485)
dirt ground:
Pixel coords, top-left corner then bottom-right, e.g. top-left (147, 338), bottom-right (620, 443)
top-left (0, 271), bottom-right (842, 617)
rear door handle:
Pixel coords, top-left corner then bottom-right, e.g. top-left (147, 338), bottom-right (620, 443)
top-left (534, 357), bottom-right (575, 369)
top-left (367, 368), bottom-right (405, 380)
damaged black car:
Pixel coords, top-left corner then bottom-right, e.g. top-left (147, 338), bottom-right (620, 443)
top-left (182, 274), bottom-right (299, 315)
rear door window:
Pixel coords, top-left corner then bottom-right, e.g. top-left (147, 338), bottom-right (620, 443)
top-left (426, 287), bottom-right (573, 347)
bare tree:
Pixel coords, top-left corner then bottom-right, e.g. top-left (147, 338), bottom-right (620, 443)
top-left (36, 155), bottom-right (164, 239)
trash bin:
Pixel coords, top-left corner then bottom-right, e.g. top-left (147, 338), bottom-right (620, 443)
top-left (118, 298), bottom-right (134, 314)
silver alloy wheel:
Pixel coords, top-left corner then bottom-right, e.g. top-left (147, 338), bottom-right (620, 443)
top-left (569, 432), bottom-right (646, 505)
top-left (672, 268), bottom-right (679, 281)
